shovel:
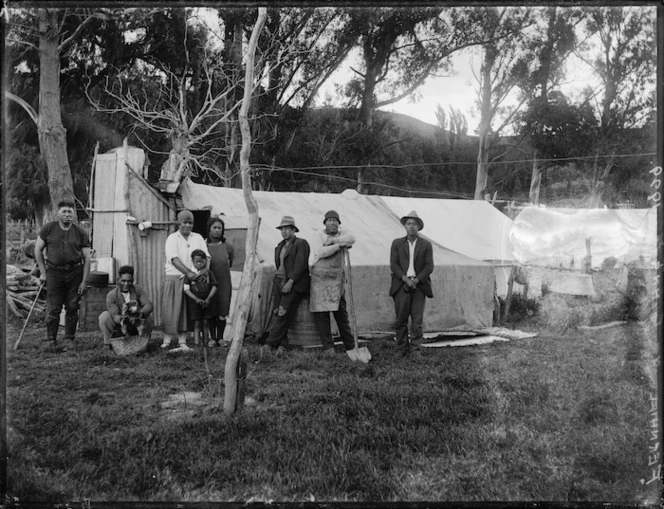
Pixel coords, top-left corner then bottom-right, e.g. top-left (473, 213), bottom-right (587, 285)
top-left (14, 281), bottom-right (44, 351)
top-left (343, 249), bottom-right (371, 363)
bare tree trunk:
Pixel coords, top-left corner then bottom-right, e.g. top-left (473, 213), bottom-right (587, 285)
top-left (38, 9), bottom-right (75, 220)
top-left (474, 136), bottom-right (490, 200)
top-left (529, 152), bottom-right (542, 205)
top-left (357, 53), bottom-right (380, 195)
top-left (223, 13), bottom-right (244, 188)
top-left (223, 7), bottom-right (267, 415)
top-left (474, 44), bottom-right (496, 200)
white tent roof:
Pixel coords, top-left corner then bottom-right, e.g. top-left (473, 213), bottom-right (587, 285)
top-left (177, 180), bottom-right (495, 332)
top-left (178, 181), bottom-right (490, 269)
top-left (509, 206), bottom-right (658, 268)
top-left (375, 196), bottom-right (516, 262)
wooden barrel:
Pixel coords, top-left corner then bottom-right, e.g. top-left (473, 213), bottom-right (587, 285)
top-left (79, 285), bottom-right (113, 331)
top-left (287, 295), bottom-right (322, 348)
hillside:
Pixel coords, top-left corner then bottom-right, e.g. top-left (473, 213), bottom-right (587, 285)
top-left (376, 110), bottom-right (438, 139)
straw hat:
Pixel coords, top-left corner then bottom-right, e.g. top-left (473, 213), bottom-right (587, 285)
top-left (276, 216), bottom-right (299, 232)
top-left (400, 210), bottom-right (424, 230)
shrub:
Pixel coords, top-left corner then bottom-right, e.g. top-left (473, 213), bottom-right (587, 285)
top-left (505, 294), bottom-right (540, 323)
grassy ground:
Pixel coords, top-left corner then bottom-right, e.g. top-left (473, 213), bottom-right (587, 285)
top-left (5, 304), bottom-right (659, 504)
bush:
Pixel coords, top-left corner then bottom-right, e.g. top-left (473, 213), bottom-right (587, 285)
top-left (504, 294), bottom-right (540, 323)
top-left (601, 257), bottom-right (618, 271)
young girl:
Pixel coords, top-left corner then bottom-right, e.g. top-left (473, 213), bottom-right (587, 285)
top-left (183, 250), bottom-right (218, 347)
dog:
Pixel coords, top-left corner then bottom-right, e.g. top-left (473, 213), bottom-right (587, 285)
top-left (120, 300), bottom-right (146, 338)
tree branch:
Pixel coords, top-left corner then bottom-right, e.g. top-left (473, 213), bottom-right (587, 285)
top-left (59, 11), bottom-right (106, 53)
top-left (6, 37), bottom-right (39, 53)
top-left (349, 65), bottom-right (365, 79)
top-left (5, 92), bottom-right (39, 125)
top-left (492, 94), bottom-right (529, 135)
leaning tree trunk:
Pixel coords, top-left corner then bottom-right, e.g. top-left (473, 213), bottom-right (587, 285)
top-left (223, 7), bottom-right (267, 415)
top-left (38, 9), bottom-right (75, 221)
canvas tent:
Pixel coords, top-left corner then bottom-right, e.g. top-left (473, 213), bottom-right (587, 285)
top-left (373, 196), bottom-right (517, 297)
top-left (89, 145), bottom-right (496, 342)
top-left (509, 207), bottom-right (658, 269)
top-left (508, 206), bottom-right (658, 298)
top-left (177, 179), bottom-right (495, 341)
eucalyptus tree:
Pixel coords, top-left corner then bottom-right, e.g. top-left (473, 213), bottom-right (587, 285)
top-left (5, 7), bottom-right (109, 222)
top-left (341, 6), bottom-right (486, 193)
top-left (472, 6), bottom-right (533, 200)
top-left (518, 91), bottom-right (598, 203)
top-left (520, 6), bottom-right (585, 204)
top-left (241, 7), bottom-right (357, 190)
top-left (575, 5), bottom-right (656, 206)
top-left (472, 6), bottom-right (584, 201)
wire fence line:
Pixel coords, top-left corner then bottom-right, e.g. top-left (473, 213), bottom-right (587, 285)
top-left (5, 219), bottom-right (92, 247)
top-left (252, 151), bottom-right (657, 172)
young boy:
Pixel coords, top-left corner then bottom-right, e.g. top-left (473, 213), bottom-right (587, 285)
top-left (183, 250), bottom-right (218, 348)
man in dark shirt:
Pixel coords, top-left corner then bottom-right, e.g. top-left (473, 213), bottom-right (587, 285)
top-left (35, 200), bottom-right (91, 351)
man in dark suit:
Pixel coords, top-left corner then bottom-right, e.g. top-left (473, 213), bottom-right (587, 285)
top-left (264, 216), bottom-right (311, 356)
top-left (389, 210), bottom-right (434, 358)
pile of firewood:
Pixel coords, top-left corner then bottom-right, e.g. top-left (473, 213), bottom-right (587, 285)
top-left (6, 265), bottom-right (44, 319)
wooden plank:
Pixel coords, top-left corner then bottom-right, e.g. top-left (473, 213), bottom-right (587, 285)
top-left (92, 154), bottom-right (117, 257)
top-left (112, 152), bottom-right (130, 267)
top-left (501, 266), bottom-right (517, 325)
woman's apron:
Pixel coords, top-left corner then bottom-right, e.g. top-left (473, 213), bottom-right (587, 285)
top-left (309, 249), bottom-right (345, 312)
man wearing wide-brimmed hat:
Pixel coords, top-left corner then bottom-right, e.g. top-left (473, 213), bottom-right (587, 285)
top-left (264, 216), bottom-right (311, 356)
top-left (389, 210), bottom-right (434, 358)
top-left (309, 210), bottom-right (356, 356)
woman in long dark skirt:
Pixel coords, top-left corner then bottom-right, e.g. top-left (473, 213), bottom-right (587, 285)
top-left (205, 216), bottom-right (234, 346)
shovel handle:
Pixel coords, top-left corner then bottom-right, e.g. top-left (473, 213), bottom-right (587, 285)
top-left (343, 248), bottom-right (359, 349)
top-left (14, 281), bottom-right (44, 351)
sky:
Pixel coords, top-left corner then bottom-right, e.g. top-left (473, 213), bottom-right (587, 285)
top-left (322, 47), bottom-right (486, 132)
top-left (322, 46), bottom-right (604, 135)
top-left (384, 52), bottom-right (603, 133)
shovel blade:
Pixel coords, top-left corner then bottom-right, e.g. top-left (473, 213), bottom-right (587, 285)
top-left (347, 346), bottom-right (371, 363)
top-left (356, 346), bottom-right (372, 363)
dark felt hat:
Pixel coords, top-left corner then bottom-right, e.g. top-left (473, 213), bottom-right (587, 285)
top-left (323, 210), bottom-right (341, 224)
top-left (276, 216), bottom-right (299, 232)
top-left (400, 210), bottom-right (424, 230)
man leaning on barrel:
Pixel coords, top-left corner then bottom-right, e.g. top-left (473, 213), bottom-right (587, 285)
top-left (262, 216), bottom-right (311, 358)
